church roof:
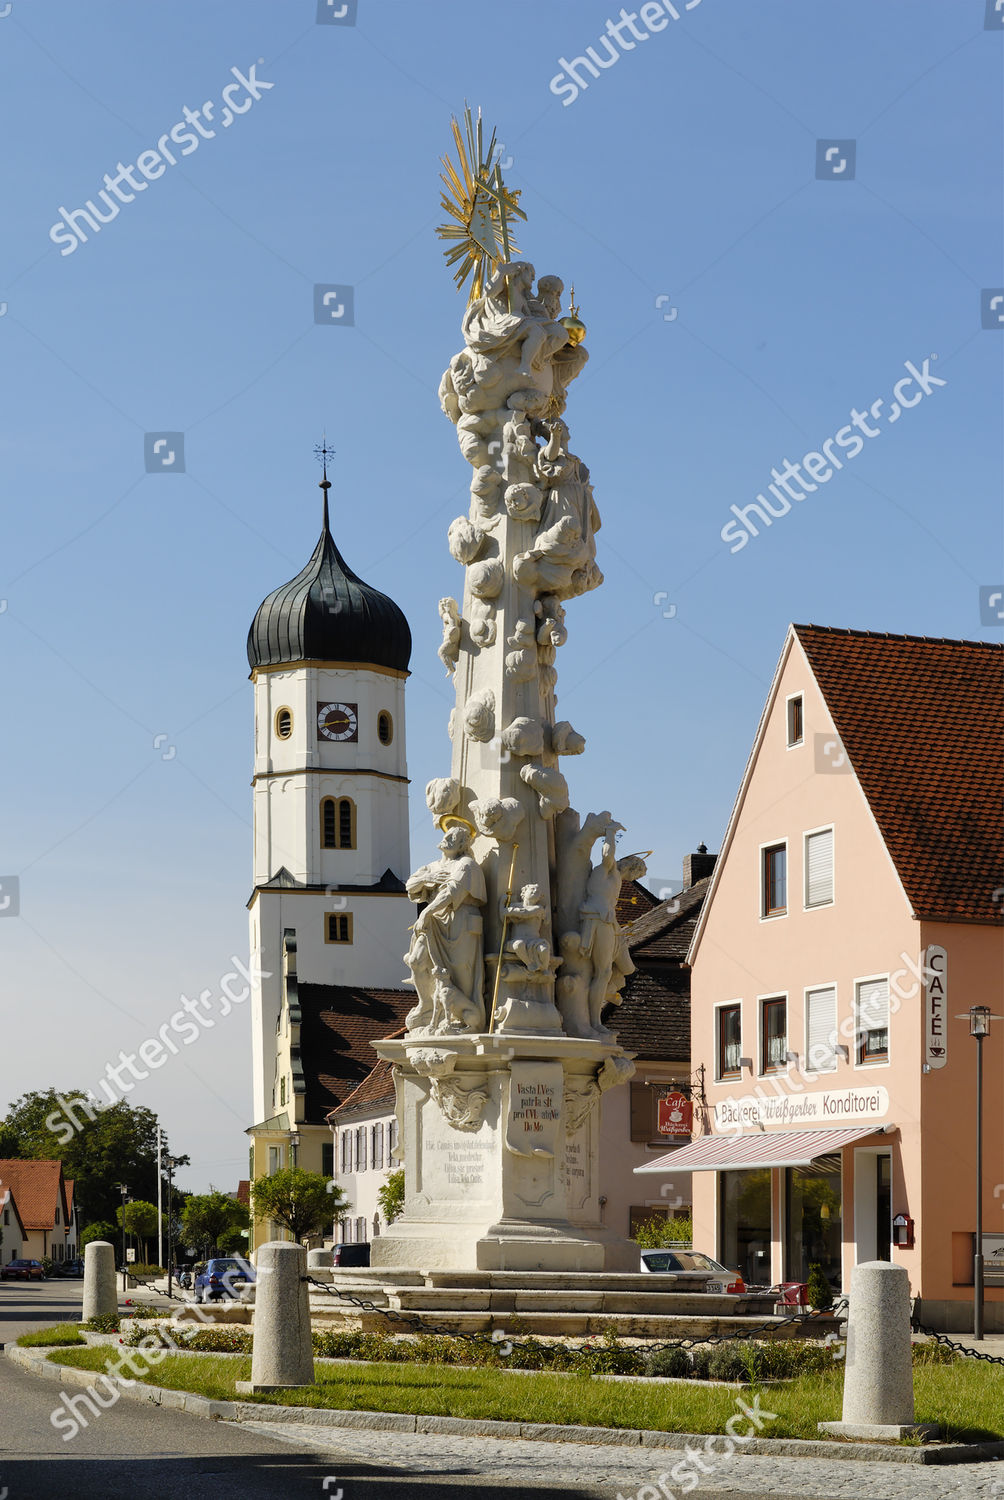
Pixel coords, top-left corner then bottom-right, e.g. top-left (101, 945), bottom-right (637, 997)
top-left (247, 486), bottom-right (411, 674)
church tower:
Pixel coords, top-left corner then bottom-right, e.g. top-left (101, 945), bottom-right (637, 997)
top-left (245, 463), bottom-right (414, 1179)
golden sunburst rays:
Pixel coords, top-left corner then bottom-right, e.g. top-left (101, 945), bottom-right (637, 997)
top-left (436, 104), bottom-right (526, 302)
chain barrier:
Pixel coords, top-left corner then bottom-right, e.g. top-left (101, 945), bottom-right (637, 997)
top-left (911, 1304), bottom-right (1004, 1366)
top-left (304, 1274), bottom-right (847, 1360)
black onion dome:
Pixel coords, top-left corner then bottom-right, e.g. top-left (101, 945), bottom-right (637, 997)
top-left (247, 491), bottom-right (411, 672)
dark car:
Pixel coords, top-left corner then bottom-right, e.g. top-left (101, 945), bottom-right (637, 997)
top-left (52, 1258), bottom-right (84, 1278)
top-left (0, 1258), bottom-right (45, 1281)
top-left (193, 1256), bottom-right (256, 1302)
top-left (331, 1242), bottom-right (370, 1267)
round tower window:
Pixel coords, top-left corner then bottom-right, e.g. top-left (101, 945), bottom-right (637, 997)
top-left (378, 711), bottom-right (393, 746)
top-left (275, 707), bottom-right (293, 740)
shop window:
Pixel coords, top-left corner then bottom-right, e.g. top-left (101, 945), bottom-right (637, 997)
top-left (786, 695), bottom-right (803, 747)
top-left (805, 986), bottom-right (838, 1072)
top-left (804, 828), bottom-right (834, 908)
top-left (719, 1168), bottom-right (772, 1289)
top-left (717, 1004), bottom-right (742, 1079)
top-left (322, 1142), bottom-right (334, 1179)
top-left (785, 1156), bottom-right (841, 1286)
top-left (855, 978), bottom-right (890, 1064)
top-left (761, 843), bottom-right (787, 917)
top-left (761, 997), bottom-right (787, 1073)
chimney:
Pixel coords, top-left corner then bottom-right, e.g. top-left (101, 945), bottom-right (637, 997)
top-left (683, 843), bottom-right (717, 889)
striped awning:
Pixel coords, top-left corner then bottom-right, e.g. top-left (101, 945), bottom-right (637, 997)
top-left (634, 1124), bottom-right (893, 1174)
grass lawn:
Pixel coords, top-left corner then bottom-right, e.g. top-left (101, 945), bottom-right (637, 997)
top-left (17, 1324), bottom-right (85, 1347)
top-left (44, 1347), bottom-right (1004, 1443)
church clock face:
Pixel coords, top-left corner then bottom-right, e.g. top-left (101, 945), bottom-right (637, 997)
top-left (317, 701), bottom-right (358, 742)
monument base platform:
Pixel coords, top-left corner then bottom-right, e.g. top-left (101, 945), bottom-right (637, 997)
top-left (371, 1031), bottom-right (638, 1275)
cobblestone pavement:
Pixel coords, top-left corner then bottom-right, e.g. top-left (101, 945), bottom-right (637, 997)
top-left (245, 1421), bottom-right (1004, 1499)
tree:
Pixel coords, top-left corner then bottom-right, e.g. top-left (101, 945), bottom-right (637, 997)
top-left (633, 1215), bottom-right (694, 1249)
top-left (116, 1200), bottom-right (159, 1262)
top-left (218, 1225), bottom-right (250, 1255)
top-left (0, 1089), bottom-right (188, 1227)
top-left (80, 1221), bottom-right (117, 1249)
top-left (377, 1168), bottom-right (405, 1226)
top-left (250, 1168), bottom-right (349, 1242)
top-left (181, 1192), bottom-right (248, 1256)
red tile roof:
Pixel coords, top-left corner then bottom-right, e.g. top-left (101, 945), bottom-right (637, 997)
top-left (298, 985), bottom-right (412, 1123)
top-left (0, 1160), bottom-right (66, 1231)
top-left (327, 1048), bottom-right (399, 1124)
top-left (795, 626), bottom-right (1004, 923)
top-left (616, 878), bottom-right (660, 926)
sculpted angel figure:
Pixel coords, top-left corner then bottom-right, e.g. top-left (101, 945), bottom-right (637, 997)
top-left (404, 825), bottom-right (487, 1034)
top-left (462, 262), bottom-right (567, 379)
top-left (503, 883), bottom-right (550, 973)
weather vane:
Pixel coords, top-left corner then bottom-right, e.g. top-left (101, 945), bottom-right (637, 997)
top-left (314, 434), bottom-right (337, 486)
top-left (436, 104), bottom-right (526, 303)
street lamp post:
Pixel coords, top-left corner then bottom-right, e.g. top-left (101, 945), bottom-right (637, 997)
top-left (956, 1005), bottom-right (1002, 1341)
top-left (118, 1183), bottom-right (129, 1285)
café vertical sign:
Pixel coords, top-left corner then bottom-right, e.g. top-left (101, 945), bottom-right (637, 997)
top-left (924, 944), bottom-right (948, 1070)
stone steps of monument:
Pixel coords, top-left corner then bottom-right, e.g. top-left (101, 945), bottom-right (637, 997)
top-left (420, 1271), bottom-right (755, 1295)
top-left (385, 1288), bottom-right (777, 1317)
top-left (308, 1305), bottom-right (825, 1340)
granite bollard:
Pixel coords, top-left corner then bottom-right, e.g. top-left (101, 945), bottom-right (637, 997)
top-left (81, 1240), bottom-right (117, 1322)
top-left (818, 1260), bottom-right (938, 1441)
top-left (307, 1248), bottom-right (332, 1269)
top-left (236, 1241), bottom-right (314, 1394)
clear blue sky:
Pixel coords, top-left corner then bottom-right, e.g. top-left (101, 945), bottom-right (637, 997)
top-left (1, 1), bottom-right (1000, 1194)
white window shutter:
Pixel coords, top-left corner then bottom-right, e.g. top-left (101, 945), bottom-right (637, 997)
top-left (857, 978), bottom-right (890, 1031)
top-left (805, 829), bottom-right (834, 907)
top-left (806, 986), bottom-right (837, 1070)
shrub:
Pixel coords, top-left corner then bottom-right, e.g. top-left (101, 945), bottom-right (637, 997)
top-left (644, 1345), bottom-right (692, 1378)
top-left (806, 1264), bottom-right (833, 1311)
top-left (128, 1264), bottom-right (165, 1277)
top-left (633, 1215), bottom-right (694, 1249)
top-left (80, 1315), bottom-right (119, 1333)
top-left (689, 1346), bottom-right (713, 1379)
top-left (707, 1342), bottom-right (748, 1381)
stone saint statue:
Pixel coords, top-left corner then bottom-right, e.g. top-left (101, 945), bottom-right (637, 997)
top-left (404, 825), bottom-right (487, 1035)
top-left (578, 827), bottom-right (647, 1037)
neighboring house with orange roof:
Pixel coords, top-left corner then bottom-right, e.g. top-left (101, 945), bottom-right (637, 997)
top-left (1, 1182), bottom-right (28, 1262)
top-left (0, 1160), bottom-right (80, 1263)
top-left (638, 626), bottom-right (1004, 1331)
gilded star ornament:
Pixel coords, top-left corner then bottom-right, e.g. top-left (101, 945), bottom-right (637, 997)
top-left (436, 105), bottom-right (526, 302)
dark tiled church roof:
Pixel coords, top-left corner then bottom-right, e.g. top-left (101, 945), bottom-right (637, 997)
top-left (297, 984), bottom-right (411, 1122)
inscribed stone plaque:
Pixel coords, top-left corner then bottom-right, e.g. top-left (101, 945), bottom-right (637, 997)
top-left (505, 1061), bottom-right (563, 1158)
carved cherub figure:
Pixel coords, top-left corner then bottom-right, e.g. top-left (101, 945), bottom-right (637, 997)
top-left (504, 884), bottom-right (550, 973)
top-left (437, 597), bottom-right (461, 675)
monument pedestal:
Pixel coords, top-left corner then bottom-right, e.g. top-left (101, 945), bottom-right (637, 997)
top-left (371, 1032), bottom-right (637, 1272)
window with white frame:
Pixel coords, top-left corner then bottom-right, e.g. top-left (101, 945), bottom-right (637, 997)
top-left (805, 986), bottom-right (838, 1072)
top-left (804, 828), bottom-right (834, 908)
top-left (340, 1131), bottom-right (352, 1174)
top-left (342, 1218), bottom-right (353, 1243)
top-left (761, 843), bottom-right (787, 917)
top-left (855, 978), bottom-right (890, 1065)
top-left (717, 1004), bottom-right (742, 1080)
top-left (355, 1215), bottom-right (367, 1243)
top-left (786, 694), bottom-right (804, 747)
top-left (355, 1126), bottom-right (367, 1172)
top-left (372, 1122), bottom-right (384, 1171)
top-left (761, 997), bottom-right (787, 1072)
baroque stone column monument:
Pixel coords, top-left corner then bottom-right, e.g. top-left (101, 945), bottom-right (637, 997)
top-left (372, 112), bottom-right (644, 1272)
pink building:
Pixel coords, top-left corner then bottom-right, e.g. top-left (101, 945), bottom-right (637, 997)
top-left (638, 626), bottom-right (1003, 1331)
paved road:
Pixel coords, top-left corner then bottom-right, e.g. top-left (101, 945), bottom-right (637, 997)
top-left (3, 1281), bottom-right (1004, 1499)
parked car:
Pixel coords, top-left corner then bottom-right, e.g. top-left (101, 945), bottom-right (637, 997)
top-left (0, 1258), bottom-right (45, 1281)
top-left (193, 1256), bottom-right (256, 1302)
top-left (331, 1243), bottom-right (370, 1267)
top-left (52, 1258), bottom-right (84, 1278)
top-left (640, 1250), bottom-right (746, 1294)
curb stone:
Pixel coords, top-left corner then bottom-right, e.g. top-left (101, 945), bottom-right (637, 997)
top-left (8, 1344), bottom-right (1004, 1464)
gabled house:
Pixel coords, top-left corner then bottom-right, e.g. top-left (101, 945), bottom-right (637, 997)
top-left (327, 1041), bottom-right (402, 1246)
top-left (638, 625), bottom-right (1003, 1331)
top-left (0, 1160), bottom-right (79, 1263)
